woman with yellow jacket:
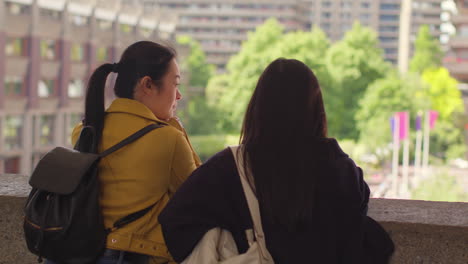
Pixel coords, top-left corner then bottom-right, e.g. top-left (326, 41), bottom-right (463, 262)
top-left (47, 41), bottom-right (200, 264)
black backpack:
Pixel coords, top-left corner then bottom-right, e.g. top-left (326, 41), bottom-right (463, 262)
top-left (24, 123), bottom-right (163, 263)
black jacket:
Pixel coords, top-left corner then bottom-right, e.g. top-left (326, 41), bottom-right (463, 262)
top-left (159, 139), bottom-right (394, 263)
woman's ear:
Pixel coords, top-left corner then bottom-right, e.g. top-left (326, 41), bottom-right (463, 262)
top-left (140, 76), bottom-right (154, 95)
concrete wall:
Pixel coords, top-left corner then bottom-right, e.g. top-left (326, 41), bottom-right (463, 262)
top-left (1, 174), bottom-right (467, 263)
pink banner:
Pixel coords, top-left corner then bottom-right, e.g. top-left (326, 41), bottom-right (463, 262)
top-left (396, 112), bottom-right (409, 140)
top-left (429, 110), bottom-right (438, 130)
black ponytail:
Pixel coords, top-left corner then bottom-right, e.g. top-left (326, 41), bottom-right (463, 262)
top-left (83, 41), bottom-right (176, 150)
top-left (84, 63), bottom-right (113, 146)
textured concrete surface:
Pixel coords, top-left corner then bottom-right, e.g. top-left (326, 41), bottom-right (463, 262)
top-left (1, 175), bottom-right (467, 263)
top-left (369, 199), bottom-right (468, 264)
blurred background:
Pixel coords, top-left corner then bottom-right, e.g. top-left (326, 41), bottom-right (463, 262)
top-left (0, 0), bottom-right (467, 202)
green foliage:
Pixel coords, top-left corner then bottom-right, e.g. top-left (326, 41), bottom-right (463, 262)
top-left (421, 67), bottom-right (467, 160)
top-left (207, 19), bottom-right (335, 133)
top-left (430, 119), bottom-right (467, 160)
top-left (411, 172), bottom-right (468, 202)
top-left (356, 72), bottom-right (428, 153)
top-left (207, 19), bottom-right (284, 132)
top-left (177, 35), bottom-right (215, 88)
top-left (176, 36), bottom-right (218, 135)
top-left (190, 134), bottom-right (240, 161)
top-left (421, 67), bottom-right (464, 120)
top-left (325, 22), bottom-right (391, 139)
top-left (409, 25), bottom-right (443, 74)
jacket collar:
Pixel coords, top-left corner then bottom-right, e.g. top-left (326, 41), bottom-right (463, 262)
top-left (106, 98), bottom-right (169, 125)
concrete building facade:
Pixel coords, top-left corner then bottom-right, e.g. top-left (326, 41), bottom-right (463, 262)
top-left (445, 0), bottom-right (468, 86)
top-left (0, 0), bottom-right (176, 175)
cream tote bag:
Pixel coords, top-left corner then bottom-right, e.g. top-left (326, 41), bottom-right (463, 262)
top-left (181, 146), bottom-right (274, 264)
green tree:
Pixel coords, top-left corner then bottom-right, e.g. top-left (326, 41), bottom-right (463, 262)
top-left (325, 22), bottom-right (391, 139)
top-left (206, 20), bottom-right (333, 133)
top-left (356, 72), bottom-right (427, 156)
top-left (421, 67), bottom-right (464, 120)
top-left (409, 25), bottom-right (443, 74)
top-left (177, 35), bottom-right (215, 88)
top-left (206, 19), bottom-right (285, 132)
top-left (421, 67), bottom-right (466, 160)
top-left (176, 36), bottom-right (217, 135)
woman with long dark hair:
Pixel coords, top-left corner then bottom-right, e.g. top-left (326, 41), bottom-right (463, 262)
top-left (159, 58), bottom-right (394, 263)
top-left (47, 41), bottom-right (201, 264)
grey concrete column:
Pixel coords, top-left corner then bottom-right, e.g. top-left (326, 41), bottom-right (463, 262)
top-left (106, 19), bottom-right (121, 99)
top-left (26, 0), bottom-right (40, 109)
top-left (58, 3), bottom-right (71, 108)
top-left (0, 0), bottom-right (5, 110)
top-left (54, 112), bottom-right (65, 146)
top-left (86, 9), bottom-right (97, 80)
top-left (20, 113), bottom-right (33, 175)
top-left (0, 114), bottom-right (4, 156)
top-left (398, 0), bottom-right (413, 73)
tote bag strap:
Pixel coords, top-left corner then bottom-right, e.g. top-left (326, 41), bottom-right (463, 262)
top-left (230, 145), bottom-right (273, 262)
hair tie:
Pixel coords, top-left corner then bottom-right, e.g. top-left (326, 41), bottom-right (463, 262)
top-left (111, 63), bottom-right (119, 73)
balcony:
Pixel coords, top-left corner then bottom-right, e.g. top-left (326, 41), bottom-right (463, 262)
top-left (450, 36), bottom-right (468, 49)
top-left (190, 32), bottom-right (248, 41)
top-left (451, 14), bottom-right (468, 26)
top-left (445, 61), bottom-right (468, 81)
top-left (179, 9), bottom-right (297, 18)
top-left (1, 175), bottom-right (467, 263)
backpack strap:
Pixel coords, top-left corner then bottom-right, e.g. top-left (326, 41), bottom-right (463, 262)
top-left (230, 145), bottom-right (273, 262)
top-left (99, 123), bottom-right (163, 158)
top-left (100, 123), bottom-right (165, 232)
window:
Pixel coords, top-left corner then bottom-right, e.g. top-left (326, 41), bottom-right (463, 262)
top-left (361, 2), bottom-right (370, 8)
top-left (40, 39), bottom-right (57, 60)
top-left (140, 27), bottom-right (154, 38)
top-left (5, 2), bottom-right (30, 15)
top-left (5, 37), bottom-right (27, 56)
top-left (120, 24), bottom-right (133, 33)
top-left (360, 13), bottom-right (371, 20)
top-left (380, 3), bottom-right (399, 10)
top-left (38, 79), bottom-right (55, 98)
top-left (379, 36), bottom-right (398, 42)
top-left (341, 13), bottom-right (351, 19)
top-left (422, 14), bottom-right (441, 20)
top-left (322, 12), bottom-right (331, 19)
top-left (460, 26), bottom-right (468, 37)
top-left (96, 47), bottom-right (110, 62)
top-left (320, 23), bottom-right (330, 30)
top-left (4, 76), bottom-right (23, 96)
top-left (4, 115), bottom-right (23, 150)
top-left (68, 79), bottom-right (84, 98)
top-left (40, 8), bottom-right (61, 20)
top-left (97, 19), bottom-right (113, 30)
top-left (67, 113), bottom-right (83, 145)
top-left (70, 14), bottom-right (89, 26)
top-left (341, 1), bottom-right (352, 9)
top-left (39, 115), bottom-right (55, 146)
top-left (4, 157), bottom-right (20, 174)
top-left (322, 1), bottom-right (331, 8)
top-left (341, 23), bottom-right (351, 31)
top-left (380, 25), bottom-right (399, 32)
top-left (380, 14), bottom-right (399, 21)
top-left (384, 48), bottom-right (397, 54)
top-left (71, 43), bottom-right (85, 62)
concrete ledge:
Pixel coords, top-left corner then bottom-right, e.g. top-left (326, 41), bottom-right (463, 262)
top-left (1, 175), bottom-right (467, 263)
top-left (369, 199), bottom-right (468, 264)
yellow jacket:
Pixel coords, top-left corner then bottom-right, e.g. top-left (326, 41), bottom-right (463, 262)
top-left (72, 98), bottom-right (201, 263)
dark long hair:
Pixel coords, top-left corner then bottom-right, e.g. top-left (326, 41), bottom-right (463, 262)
top-left (240, 58), bottom-right (327, 231)
top-left (84, 41), bottom-right (176, 146)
